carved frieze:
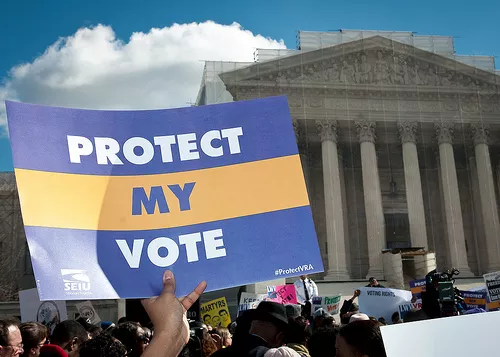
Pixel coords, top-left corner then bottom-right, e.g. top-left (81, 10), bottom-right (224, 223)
top-left (255, 48), bottom-right (499, 91)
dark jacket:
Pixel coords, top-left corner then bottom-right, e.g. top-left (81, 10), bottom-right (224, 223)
top-left (211, 334), bottom-right (269, 357)
top-left (340, 299), bottom-right (359, 325)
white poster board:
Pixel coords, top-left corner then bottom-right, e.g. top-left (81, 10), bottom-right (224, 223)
top-left (381, 311), bottom-right (500, 357)
top-left (358, 287), bottom-right (412, 323)
top-left (75, 300), bottom-right (101, 325)
top-left (19, 288), bottom-right (68, 333)
top-left (238, 293), bottom-right (268, 315)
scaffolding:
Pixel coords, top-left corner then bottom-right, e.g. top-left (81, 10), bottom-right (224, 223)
top-left (0, 172), bottom-right (26, 301)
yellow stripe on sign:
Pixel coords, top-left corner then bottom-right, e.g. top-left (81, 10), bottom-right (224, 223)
top-left (487, 301), bottom-right (500, 309)
top-left (464, 298), bottom-right (486, 305)
top-left (15, 155), bottom-right (309, 231)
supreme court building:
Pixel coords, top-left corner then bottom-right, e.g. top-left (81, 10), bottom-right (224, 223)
top-left (196, 30), bottom-right (500, 281)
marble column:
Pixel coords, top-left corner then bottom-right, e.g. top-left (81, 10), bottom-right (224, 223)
top-left (338, 146), bottom-right (351, 275)
top-left (434, 122), bottom-right (473, 276)
top-left (355, 120), bottom-right (385, 279)
top-left (470, 123), bottom-right (500, 272)
top-left (467, 147), bottom-right (486, 274)
top-left (397, 121), bottom-right (428, 250)
top-left (316, 120), bottom-right (350, 280)
top-left (434, 148), bottom-right (450, 269)
top-left (293, 120), bottom-right (310, 200)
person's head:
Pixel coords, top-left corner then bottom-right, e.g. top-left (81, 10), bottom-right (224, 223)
top-left (285, 316), bottom-right (310, 346)
top-left (20, 322), bottom-right (47, 357)
top-left (299, 275), bottom-right (307, 281)
top-left (307, 327), bottom-right (337, 357)
top-left (336, 321), bottom-right (386, 357)
top-left (391, 312), bottom-right (400, 324)
top-left (87, 326), bottom-right (102, 339)
top-left (38, 345), bottom-right (66, 357)
top-left (0, 320), bottom-right (23, 357)
top-left (116, 318), bottom-right (127, 325)
top-left (349, 314), bottom-right (369, 324)
top-left (377, 318), bottom-right (387, 326)
top-left (227, 322), bottom-right (237, 336)
top-left (264, 346), bottom-right (301, 357)
top-left (249, 302), bottom-right (288, 348)
top-left (402, 309), bottom-right (428, 323)
top-left (320, 316), bottom-right (335, 329)
top-left (112, 322), bottom-right (149, 357)
top-left (201, 330), bottom-right (218, 357)
top-left (203, 315), bottom-right (212, 326)
top-left (50, 320), bottom-right (88, 357)
top-left (368, 278), bottom-right (378, 287)
top-left (75, 318), bottom-right (92, 333)
top-left (79, 333), bottom-right (126, 357)
top-left (214, 327), bottom-right (232, 347)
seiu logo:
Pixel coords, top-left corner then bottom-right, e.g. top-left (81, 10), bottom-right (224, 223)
top-left (61, 269), bottom-right (91, 292)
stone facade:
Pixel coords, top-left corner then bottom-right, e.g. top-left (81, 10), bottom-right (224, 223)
top-left (212, 35), bottom-right (500, 280)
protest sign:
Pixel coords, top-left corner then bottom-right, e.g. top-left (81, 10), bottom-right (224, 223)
top-left (19, 288), bottom-right (68, 333)
top-left (201, 297), bottom-right (231, 327)
top-left (267, 285), bottom-right (298, 304)
top-left (358, 287), bottom-right (412, 324)
top-left (398, 300), bottom-right (422, 320)
top-left (483, 271), bottom-right (500, 302)
top-left (381, 311), bottom-right (500, 357)
top-left (408, 278), bottom-right (426, 298)
top-left (312, 295), bottom-right (341, 315)
top-left (75, 301), bottom-right (101, 325)
top-left (460, 290), bottom-right (487, 310)
top-left (238, 293), bottom-right (268, 315)
top-left (6, 96), bottom-right (324, 300)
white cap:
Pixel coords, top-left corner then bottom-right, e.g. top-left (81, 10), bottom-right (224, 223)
top-left (349, 313), bottom-right (370, 323)
top-left (264, 347), bottom-right (302, 357)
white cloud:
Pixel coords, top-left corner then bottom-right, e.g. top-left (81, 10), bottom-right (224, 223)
top-left (0, 21), bottom-right (286, 135)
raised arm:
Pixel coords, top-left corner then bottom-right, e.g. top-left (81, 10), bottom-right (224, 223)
top-left (141, 271), bottom-right (207, 357)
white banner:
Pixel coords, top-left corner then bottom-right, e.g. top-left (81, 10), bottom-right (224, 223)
top-left (238, 292), bottom-right (268, 315)
top-left (358, 287), bottom-right (412, 324)
top-left (75, 300), bottom-right (101, 325)
top-left (19, 288), bottom-right (68, 333)
top-left (312, 295), bottom-right (342, 315)
top-left (381, 311), bottom-right (500, 357)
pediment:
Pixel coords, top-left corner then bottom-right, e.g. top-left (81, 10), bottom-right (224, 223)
top-left (220, 36), bottom-right (500, 91)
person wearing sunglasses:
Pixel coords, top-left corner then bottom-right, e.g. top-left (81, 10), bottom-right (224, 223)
top-left (19, 323), bottom-right (47, 357)
top-left (0, 319), bottom-right (24, 357)
top-left (112, 322), bottom-right (150, 357)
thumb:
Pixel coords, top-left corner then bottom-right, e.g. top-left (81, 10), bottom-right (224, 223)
top-left (161, 270), bottom-right (176, 296)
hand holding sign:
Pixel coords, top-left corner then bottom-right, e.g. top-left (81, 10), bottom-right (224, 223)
top-left (141, 270), bottom-right (207, 357)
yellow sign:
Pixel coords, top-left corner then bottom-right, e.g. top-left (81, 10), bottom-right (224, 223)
top-left (201, 297), bottom-right (231, 327)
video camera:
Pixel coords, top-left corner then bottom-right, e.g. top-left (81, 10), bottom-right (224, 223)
top-left (422, 268), bottom-right (466, 318)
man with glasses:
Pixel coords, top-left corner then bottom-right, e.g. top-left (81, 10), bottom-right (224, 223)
top-left (0, 319), bottom-right (24, 357)
top-left (112, 322), bottom-right (150, 357)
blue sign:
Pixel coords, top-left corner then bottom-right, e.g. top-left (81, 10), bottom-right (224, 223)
top-left (6, 96), bottom-right (324, 300)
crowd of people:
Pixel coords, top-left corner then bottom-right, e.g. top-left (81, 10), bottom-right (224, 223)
top-left (0, 271), bottom-right (412, 357)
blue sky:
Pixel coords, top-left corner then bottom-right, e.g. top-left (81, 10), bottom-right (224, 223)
top-left (1, 0), bottom-right (499, 172)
